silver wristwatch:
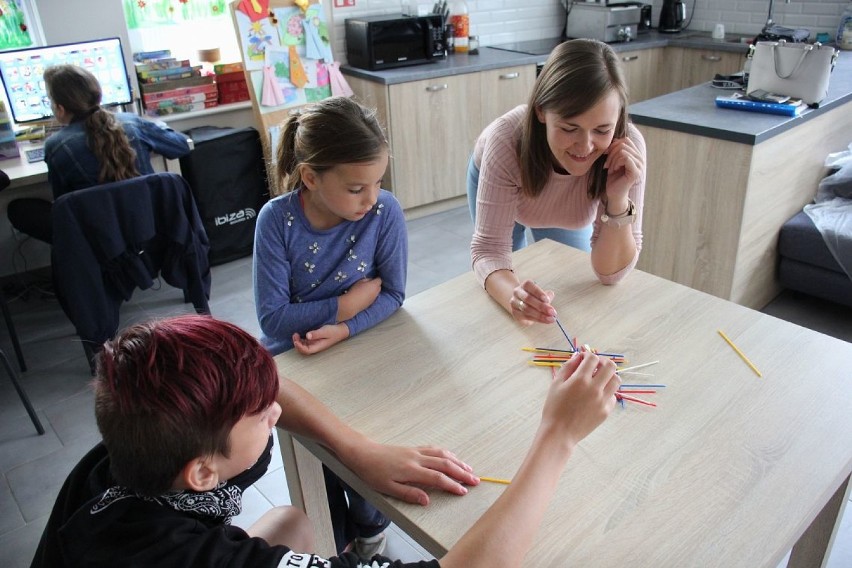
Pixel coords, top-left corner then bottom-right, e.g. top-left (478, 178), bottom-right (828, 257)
top-left (600, 199), bottom-right (637, 228)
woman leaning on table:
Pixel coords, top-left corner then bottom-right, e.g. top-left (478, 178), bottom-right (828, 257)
top-left (468, 38), bottom-right (646, 325)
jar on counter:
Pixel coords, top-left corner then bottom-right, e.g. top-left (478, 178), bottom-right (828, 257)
top-left (468, 35), bottom-right (479, 54)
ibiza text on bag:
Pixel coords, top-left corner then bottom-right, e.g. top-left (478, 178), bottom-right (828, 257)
top-left (746, 41), bottom-right (839, 107)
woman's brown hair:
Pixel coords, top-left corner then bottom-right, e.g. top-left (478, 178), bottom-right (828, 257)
top-left (519, 39), bottom-right (630, 200)
top-left (276, 96), bottom-right (388, 195)
top-left (44, 64), bottom-right (139, 184)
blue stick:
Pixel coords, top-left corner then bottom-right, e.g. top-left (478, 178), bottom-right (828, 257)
top-left (554, 318), bottom-right (576, 352)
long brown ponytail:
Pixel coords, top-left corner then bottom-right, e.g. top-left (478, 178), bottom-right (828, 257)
top-left (44, 64), bottom-right (139, 184)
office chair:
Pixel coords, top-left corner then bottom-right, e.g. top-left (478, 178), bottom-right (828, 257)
top-left (0, 168), bottom-right (43, 434)
top-left (0, 290), bottom-right (44, 435)
top-left (51, 173), bottom-right (212, 371)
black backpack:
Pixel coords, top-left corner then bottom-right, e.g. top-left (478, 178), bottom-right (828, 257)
top-left (179, 126), bottom-right (269, 266)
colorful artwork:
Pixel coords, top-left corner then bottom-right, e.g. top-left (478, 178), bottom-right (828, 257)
top-left (242, 2), bottom-right (334, 111)
top-left (0, 0), bottom-right (33, 50)
top-left (235, 10), bottom-right (281, 71)
top-left (274, 7), bottom-right (305, 47)
top-left (123, 0), bottom-right (228, 29)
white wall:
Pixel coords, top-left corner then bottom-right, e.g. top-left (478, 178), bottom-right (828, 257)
top-left (36, 0), bottom-right (139, 94)
top-left (330, 0), bottom-right (850, 59)
top-left (646, 0), bottom-right (849, 39)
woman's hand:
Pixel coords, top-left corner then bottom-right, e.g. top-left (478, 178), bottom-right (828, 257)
top-left (347, 442), bottom-right (479, 506)
top-left (292, 323), bottom-right (350, 355)
top-left (509, 280), bottom-right (557, 325)
top-left (603, 136), bottom-right (644, 207)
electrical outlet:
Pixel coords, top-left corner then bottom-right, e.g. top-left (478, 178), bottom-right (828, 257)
top-left (333, 0), bottom-right (355, 7)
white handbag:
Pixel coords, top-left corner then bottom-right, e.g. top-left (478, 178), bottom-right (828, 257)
top-left (746, 41), bottom-right (839, 107)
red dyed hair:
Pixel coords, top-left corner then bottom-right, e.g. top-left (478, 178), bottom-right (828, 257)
top-left (94, 315), bottom-right (279, 495)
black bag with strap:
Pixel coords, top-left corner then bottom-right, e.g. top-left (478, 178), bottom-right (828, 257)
top-left (179, 126), bottom-right (269, 266)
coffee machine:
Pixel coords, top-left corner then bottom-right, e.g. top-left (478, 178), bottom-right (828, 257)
top-left (659, 0), bottom-right (687, 33)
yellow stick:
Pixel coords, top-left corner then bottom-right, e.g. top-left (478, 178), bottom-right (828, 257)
top-left (717, 330), bottom-right (762, 378)
top-left (479, 476), bottom-right (512, 485)
top-left (528, 361), bottom-right (561, 367)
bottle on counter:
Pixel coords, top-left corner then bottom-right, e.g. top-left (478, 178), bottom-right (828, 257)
top-left (450, 0), bottom-right (470, 53)
top-left (837, 1), bottom-right (852, 49)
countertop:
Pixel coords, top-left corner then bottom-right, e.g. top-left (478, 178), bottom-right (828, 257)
top-left (629, 50), bottom-right (852, 145)
top-left (341, 30), bottom-right (753, 85)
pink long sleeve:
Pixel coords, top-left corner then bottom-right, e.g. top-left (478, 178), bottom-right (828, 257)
top-left (470, 105), bottom-right (645, 287)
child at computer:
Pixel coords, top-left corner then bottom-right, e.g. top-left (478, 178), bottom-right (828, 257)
top-left (253, 95), bottom-right (406, 358)
top-left (32, 314), bottom-right (619, 568)
top-left (7, 64), bottom-right (191, 244)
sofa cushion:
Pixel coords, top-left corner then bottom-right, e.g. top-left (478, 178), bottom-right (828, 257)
top-left (777, 211), bottom-right (844, 273)
top-left (778, 257), bottom-right (852, 308)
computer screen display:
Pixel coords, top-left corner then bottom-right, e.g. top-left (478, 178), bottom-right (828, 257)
top-left (0, 37), bottom-right (132, 124)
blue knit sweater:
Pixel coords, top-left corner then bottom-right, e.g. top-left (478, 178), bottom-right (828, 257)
top-left (253, 189), bottom-right (407, 355)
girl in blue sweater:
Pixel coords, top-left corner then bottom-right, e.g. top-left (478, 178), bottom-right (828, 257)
top-left (253, 96), bottom-right (407, 357)
top-left (253, 96), bottom-right (406, 557)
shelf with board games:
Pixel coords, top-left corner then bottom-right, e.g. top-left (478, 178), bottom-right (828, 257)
top-left (133, 50), bottom-right (251, 119)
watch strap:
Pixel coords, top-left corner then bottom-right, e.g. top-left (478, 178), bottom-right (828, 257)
top-left (600, 199), bottom-right (637, 228)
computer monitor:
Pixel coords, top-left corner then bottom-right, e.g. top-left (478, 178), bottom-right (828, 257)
top-left (0, 37), bottom-right (133, 125)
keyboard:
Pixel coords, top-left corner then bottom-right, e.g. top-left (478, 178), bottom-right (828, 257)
top-left (24, 147), bottom-right (45, 163)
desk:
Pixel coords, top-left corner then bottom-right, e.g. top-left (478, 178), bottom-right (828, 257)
top-left (0, 138), bottom-right (193, 190)
top-left (1, 150), bottom-right (48, 189)
top-left (275, 240), bottom-right (852, 566)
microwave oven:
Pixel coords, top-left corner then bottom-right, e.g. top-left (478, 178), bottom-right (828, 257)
top-left (345, 14), bottom-right (446, 71)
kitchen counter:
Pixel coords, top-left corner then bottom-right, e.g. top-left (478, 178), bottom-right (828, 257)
top-left (630, 50), bottom-right (852, 144)
top-left (633, 50), bottom-right (852, 309)
top-left (342, 31), bottom-right (752, 85)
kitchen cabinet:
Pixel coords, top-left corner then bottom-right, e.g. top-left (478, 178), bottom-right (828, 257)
top-left (479, 64), bottom-right (537, 127)
top-left (666, 47), bottom-right (746, 91)
top-left (617, 47), bottom-right (666, 102)
top-left (348, 64), bottom-right (535, 211)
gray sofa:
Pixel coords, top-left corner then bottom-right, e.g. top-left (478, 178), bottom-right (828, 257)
top-left (778, 210), bottom-right (852, 308)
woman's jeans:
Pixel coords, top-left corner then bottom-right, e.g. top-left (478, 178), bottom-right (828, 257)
top-left (466, 155), bottom-right (592, 252)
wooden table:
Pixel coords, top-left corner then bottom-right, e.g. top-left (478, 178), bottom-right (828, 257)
top-left (275, 239), bottom-right (852, 566)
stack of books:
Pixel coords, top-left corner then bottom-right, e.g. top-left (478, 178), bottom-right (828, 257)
top-left (134, 50), bottom-right (218, 117)
top-left (213, 62), bottom-right (250, 105)
top-left (714, 92), bottom-right (804, 117)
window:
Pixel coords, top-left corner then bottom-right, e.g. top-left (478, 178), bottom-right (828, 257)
top-left (122, 0), bottom-right (240, 63)
top-left (0, 0), bottom-right (44, 51)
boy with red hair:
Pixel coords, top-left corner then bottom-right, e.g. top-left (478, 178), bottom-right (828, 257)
top-left (32, 315), bottom-right (618, 567)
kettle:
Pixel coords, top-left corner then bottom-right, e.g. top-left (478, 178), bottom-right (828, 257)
top-left (659, 0), bottom-right (687, 33)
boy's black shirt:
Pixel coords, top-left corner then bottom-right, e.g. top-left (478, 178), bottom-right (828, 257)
top-left (31, 440), bottom-right (441, 568)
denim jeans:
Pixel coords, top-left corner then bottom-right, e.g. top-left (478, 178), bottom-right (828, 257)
top-left (323, 465), bottom-right (390, 553)
top-left (466, 155), bottom-right (592, 252)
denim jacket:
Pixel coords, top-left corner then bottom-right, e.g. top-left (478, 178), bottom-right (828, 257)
top-left (44, 112), bottom-right (191, 199)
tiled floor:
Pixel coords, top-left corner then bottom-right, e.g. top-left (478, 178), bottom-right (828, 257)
top-left (1, 205), bottom-right (850, 567)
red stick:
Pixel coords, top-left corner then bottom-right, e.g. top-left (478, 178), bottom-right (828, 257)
top-left (615, 393), bottom-right (657, 407)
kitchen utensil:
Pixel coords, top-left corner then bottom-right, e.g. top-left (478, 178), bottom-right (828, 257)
top-left (659, 0), bottom-right (686, 33)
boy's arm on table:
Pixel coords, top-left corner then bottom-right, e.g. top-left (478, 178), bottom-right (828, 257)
top-left (277, 352), bottom-right (618, 567)
top-left (275, 377), bottom-right (478, 505)
top-left (439, 352), bottom-right (619, 568)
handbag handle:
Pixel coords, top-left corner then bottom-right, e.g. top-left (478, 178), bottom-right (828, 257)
top-left (771, 43), bottom-right (811, 79)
